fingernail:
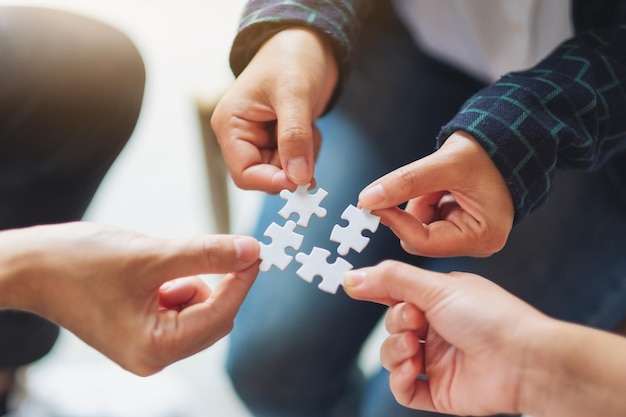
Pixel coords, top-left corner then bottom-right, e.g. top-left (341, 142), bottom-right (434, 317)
top-left (400, 360), bottom-right (413, 376)
top-left (344, 270), bottom-right (365, 287)
top-left (401, 305), bottom-right (409, 326)
top-left (160, 280), bottom-right (178, 291)
top-left (234, 236), bottom-right (259, 262)
top-left (359, 184), bottom-right (385, 206)
top-left (398, 335), bottom-right (408, 353)
top-left (286, 157), bottom-right (309, 183)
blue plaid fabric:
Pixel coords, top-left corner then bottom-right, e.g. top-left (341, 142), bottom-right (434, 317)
top-left (229, 0), bottom-right (626, 221)
top-left (439, 25), bottom-right (626, 219)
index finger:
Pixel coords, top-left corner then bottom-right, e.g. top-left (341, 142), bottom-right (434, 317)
top-left (167, 262), bottom-right (260, 357)
top-left (275, 97), bottom-right (316, 186)
top-left (343, 260), bottom-right (452, 312)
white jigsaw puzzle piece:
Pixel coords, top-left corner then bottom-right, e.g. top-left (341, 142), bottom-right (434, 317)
top-left (259, 220), bottom-right (304, 272)
top-left (330, 205), bottom-right (381, 255)
top-left (278, 184), bottom-right (328, 227)
top-left (295, 247), bottom-right (353, 294)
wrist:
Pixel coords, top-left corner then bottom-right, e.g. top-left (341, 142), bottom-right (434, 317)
top-left (257, 27), bottom-right (339, 115)
top-left (0, 227), bottom-right (43, 311)
top-left (517, 317), bottom-right (564, 416)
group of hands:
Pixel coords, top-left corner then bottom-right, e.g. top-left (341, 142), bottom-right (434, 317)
top-left (0, 28), bottom-right (606, 417)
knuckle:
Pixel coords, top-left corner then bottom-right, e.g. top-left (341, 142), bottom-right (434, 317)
top-left (200, 237), bottom-right (228, 267)
top-left (279, 121), bottom-right (308, 145)
top-left (396, 166), bottom-right (418, 193)
top-left (122, 354), bottom-right (163, 377)
top-left (378, 259), bottom-right (402, 276)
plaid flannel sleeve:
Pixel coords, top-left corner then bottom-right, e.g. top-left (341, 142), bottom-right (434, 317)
top-left (437, 25), bottom-right (626, 222)
top-left (229, 0), bottom-right (370, 81)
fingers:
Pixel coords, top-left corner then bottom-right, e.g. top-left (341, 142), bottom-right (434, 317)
top-left (389, 359), bottom-right (435, 411)
top-left (385, 302), bottom-right (427, 335)
top-left (358, 152), bottom-right (456, 210)
top-left (159, 277), bottom-right (212, 311)
top-left (210, 27), bottom-right (336, 193)
top-left (155, 235), bottom-right (260, 286)
top-left (360, 133), bottom-right (515, 257)
top-left (169, 262), bottom-right (260, 349)
top-left (380, 332), bottom-right (421, 370)
top-left (375, 205), bottom-right (490, 257)
top-left (358, 132), bottom-right (490, 211)
top-left (343, 260), bottom-right (451, 311)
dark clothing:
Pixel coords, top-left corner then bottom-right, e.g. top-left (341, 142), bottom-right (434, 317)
top-left (231, 0), bottom-right (626, 221)
top-left (225, 2), bottom-right (626, 417)
top-left (0, 7), bottom-right (145, 369)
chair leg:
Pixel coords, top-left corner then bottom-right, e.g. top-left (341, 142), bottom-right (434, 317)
top-left (196, 96), bottom-right (231, 234)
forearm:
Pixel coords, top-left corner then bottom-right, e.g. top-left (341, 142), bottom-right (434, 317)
top-left (522, 319), bottom-right (626, 417)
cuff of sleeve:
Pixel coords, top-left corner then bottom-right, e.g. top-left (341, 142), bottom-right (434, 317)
top-left (229, 21), bottom-right (350, 115)
top-left (437, 108), bottom-right (556, 224)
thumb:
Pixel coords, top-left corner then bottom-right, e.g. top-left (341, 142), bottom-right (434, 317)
top-left (343, 260), bottom-right (452, 311)
top-left (358, 150), bottom-right (459, 211)
top-left (154, 235), bottom-right (260, 286)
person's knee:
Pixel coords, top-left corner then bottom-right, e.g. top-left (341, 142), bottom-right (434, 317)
top-left (0, 7), bottom-right (145, 156)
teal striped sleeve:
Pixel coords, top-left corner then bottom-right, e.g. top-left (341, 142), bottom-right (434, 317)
top-left (437, 25), bottom-right (626, 221)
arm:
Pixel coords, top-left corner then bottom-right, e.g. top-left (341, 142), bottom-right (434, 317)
top-left (343, 261), bottom-right (626, 417)
top-left (359, 24), bottom-right (626, 257)
top-left (211, 0), bottom-right (370, 193)
top-left (230, 0), bottom-right (372, 96)
top-left (0, 222), bottom-right (260, 376)
top-left (437, 24), bottom-right (626, 220)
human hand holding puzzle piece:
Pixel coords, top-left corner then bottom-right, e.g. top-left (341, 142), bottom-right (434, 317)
top-left (259, 184), bottom-right (380, 294)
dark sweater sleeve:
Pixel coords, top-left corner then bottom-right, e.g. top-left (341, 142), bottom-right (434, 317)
top-left (229, 0), bottom-right (371, 102)
top-left (437, 25), bottom-right (626, 222)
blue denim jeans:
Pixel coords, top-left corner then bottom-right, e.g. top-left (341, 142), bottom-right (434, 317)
top-left (226, 5), bottom-right (626, 417)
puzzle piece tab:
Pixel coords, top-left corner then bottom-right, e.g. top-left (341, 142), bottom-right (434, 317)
top-left (330, 205), bottom-right (380, 255)
top-left (259, 220), bottom-right (304, 272)
top-left (278, 184), bottom-right (328, 227)
top-left (295, 247), bottom-right (353, 294)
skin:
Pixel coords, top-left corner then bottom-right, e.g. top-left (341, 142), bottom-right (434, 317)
top-left (344, 261), bottom-right (626, 417)
top-left (210, 27), bottom-right (339, 193)
top-left (211, 27), bottom-right (512, 258)
top-left (358, 131), bottom-right (515, 258)
top-left (0, 222), bottom-right (260, 376)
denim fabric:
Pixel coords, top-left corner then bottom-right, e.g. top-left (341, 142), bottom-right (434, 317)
top-left (226, 4), bottom-right (626, 417)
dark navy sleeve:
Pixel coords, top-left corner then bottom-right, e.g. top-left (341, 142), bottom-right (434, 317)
top-left (437, 25), bottom-right (626, 221)
top-left (229, 0), bottom-right (371, 82)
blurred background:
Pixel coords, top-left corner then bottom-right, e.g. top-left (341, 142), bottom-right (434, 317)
top-left (0, 1), bottom-right (384, 416)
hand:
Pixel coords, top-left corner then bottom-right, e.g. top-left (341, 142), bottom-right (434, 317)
top-left (343, 261), bottom-right (548, 416)
top-left (358, 131), bottom-right (515, 257)
top-left (0, 222), bottom-right (260, 376)
top-left (211, 27), bottom-right (339, 193)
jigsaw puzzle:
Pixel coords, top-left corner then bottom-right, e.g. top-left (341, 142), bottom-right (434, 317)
top-left (259, 220), bottom-right (304, 272)
top-left (330, 204), bottom-right (380, 255)
top-left (295, 247), bottom-right (353, 294)
top-left (278, 184), bottom-right (328, 227)
top-left (258, 184), bottom-right (380, 294)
